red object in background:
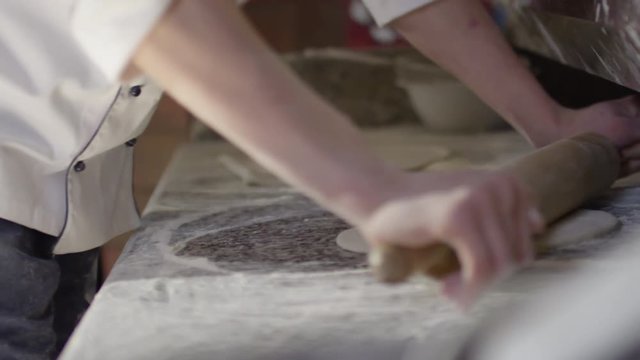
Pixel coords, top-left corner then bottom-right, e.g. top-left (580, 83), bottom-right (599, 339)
top-left (344, 0), bottom-right (407, 49)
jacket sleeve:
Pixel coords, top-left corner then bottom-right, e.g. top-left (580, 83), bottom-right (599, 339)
top-left (70, 0), bottom-right (174, 81)
top-left (361, 0), bottom-right (439, 26)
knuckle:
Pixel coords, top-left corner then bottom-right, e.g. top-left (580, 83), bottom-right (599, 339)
top-left (448, 202), bottom-right (475, 227)
top-left (361, 221), bottom-right (391, 244)
top-left (361, 228), bottom-right (386, 245)
top-left (473, 263), bottom-right (493, 282)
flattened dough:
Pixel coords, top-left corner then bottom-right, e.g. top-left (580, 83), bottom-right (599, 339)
top-left (539, 210), bottom-right (620, 246)
top-left (426, 157), bottom-right (473, 171)
top-left (373, 144), bottom-right (451, 171)
top-left (336, 228), bottom-right (369, 253)
top-left (335, 210), bottom-right (620, 254)
top-left (425, 154), bottom-right (524, 172)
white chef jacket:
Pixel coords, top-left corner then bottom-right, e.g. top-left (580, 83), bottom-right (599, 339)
top-left (0, 0), bottom-right (430, 254)
top-left (362, 0), bottom-right (437, 26)
top-left (0, 1), bottom-right (169, 254)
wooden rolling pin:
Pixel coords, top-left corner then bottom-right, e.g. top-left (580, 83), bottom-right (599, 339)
top-left (369, 133), bottom-right (621, 283)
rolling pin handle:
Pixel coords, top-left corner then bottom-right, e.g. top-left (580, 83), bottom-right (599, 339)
top-left (369, 245), bottom-right (413, 283)
top-left (369, 133), bottom-right (621, 284)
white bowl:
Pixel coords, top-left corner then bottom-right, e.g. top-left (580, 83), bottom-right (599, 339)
top-left (396, 59), bottom-right (505, 133)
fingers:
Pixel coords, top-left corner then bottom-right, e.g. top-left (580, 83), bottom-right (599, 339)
top-left (490, 174), bottom-right (540, 265)
top-left (361, 171), bottom-right (542, 308)
top-left (479, 179), bottom-right (516, 272)
top-left (517, 180), bottom-right (545, 261)
top-left (440, 272), bottom-right (475, 310)
top-left (620, 95), bottom-right (640, 142)
top-left (619, 143), bottom-right (640, 177)
top-left (622, 142), bottom-right (640, 170)
top-left (621, 142), bottom-right (640, 176)
top-left (617, 95), bottom-right (640, 117)
top-left (527, 207), bottom-right (545, 234)
top-left (615, 141), bottom-right (640, 177)
top-left (447, 174), bottom-right (540, 306)
top-left (448, 220), bottom-right (492, 308)
top-left (441, 272), bottom-right (463, 300)
top-left (622, 144), bottom-right (640, 159)
top-left (621, 159), bottom-right (640, 177)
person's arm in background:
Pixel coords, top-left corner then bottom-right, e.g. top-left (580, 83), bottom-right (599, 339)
top-left (386, 0), bottom-right (640, 173)
top-left (127, 0), bottom-right (543, 307)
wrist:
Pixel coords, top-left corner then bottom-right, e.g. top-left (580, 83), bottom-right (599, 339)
top-left (325, 166), bottom-right (407, 226)
top-left (508, 102), bottom-right (564, 148)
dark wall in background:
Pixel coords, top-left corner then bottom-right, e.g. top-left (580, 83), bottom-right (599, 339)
top-left (519, 50), bottom-right (637, 108)
top-left (244, 0), bottom-right (347, 52)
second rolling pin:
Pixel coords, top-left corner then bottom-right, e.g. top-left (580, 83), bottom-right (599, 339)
top-left (369, 133), bottom-right (621, 283)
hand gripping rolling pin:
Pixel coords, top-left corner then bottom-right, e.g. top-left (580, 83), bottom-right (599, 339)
top-left (369, 133), bottom-right (621, 283)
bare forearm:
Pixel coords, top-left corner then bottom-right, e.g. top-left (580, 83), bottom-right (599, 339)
top-left (132, 0), bottom-right (400, 224)
top-left (392, 0), bottom-right (561, 145)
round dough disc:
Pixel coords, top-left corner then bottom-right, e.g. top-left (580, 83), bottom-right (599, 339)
top-left (373, 145), bottom-right (451, 171)
top-left (541, 210), bottom-right (620, 246)
top-left (336, 228), bottom-right (369, 254)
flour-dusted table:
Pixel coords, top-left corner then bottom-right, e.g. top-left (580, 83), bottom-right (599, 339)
top-left (60, 127), bottom-right (640, 360)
